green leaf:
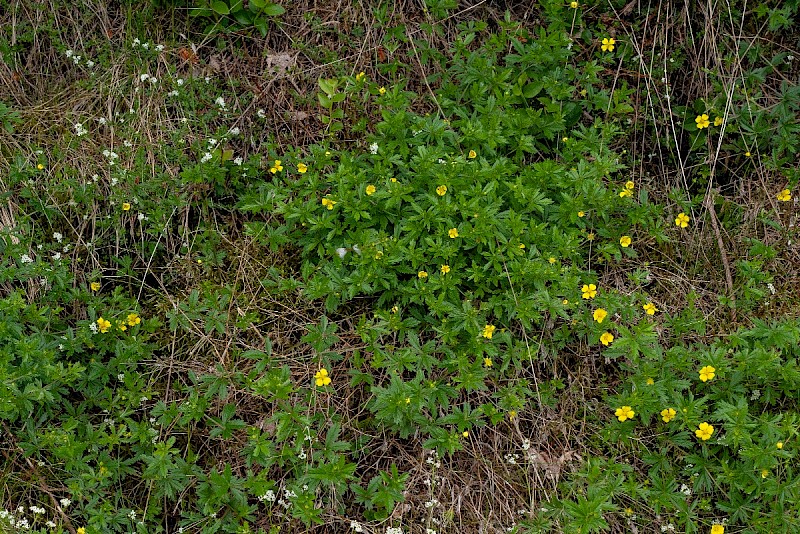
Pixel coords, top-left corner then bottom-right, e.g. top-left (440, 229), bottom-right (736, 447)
top-left (262, 3), bottom-right (285, 16)
top-left (211, 0), bottom-right (230, 15)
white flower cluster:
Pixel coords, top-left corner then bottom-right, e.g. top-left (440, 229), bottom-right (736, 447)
top-left (102, 149), bottom-right (119, 165)
top-left (74, 123), bottom-right (87, 136)
top-left (131, 38), bottom-right (162, 52)
top-left (258, 490), bottom-right (276, 503)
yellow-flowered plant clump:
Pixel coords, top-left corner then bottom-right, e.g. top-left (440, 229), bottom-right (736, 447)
top-left (315, 368), bottom-right (331, 387)
top-left (615, 406), bottom-right (634, 422)
top-left (698, 365), bottom-right (716, 382)
top-left (695, 422), bottom-right (714, 440)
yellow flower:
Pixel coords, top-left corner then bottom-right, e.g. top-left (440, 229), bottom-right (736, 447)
top-left (391, 305), bottom-right (398, 313)
top-left (698, 365), bottom-right (716, 382)
top-left (366, 184), bottom-right (376, 195)
top-left (614, 406), bottom-right (635, 422)
top-left (593, 308), bottom-right (608, 323)
top-left (440, 265), bottom-right (450, 274)
top-left (77, 529), bottom-right (86, 534)
top-left (695, 422), bottom-right (714, 441)
top-left (581, 284), bottom-right (597, 299)
top-left (297, 163), bottom-right (308, 173)
top-left (418, 271), bottom-right (428, 279)
top-left (660, 408), bottom-right (676, 422)
top-left (483, 357), bottom-right (493, 367)
top-left (97, 317), bottom-right (111, 333)
top-left (374, 251), bottom-right (383, 259)
top-left (436, 185), bottom-right (447, 196)
top-left (643, 302), bottom-right (657, 315)
top-left (562, 299), bottom-right (569, 305)
top-left (122, 202), bottom-right (131, 211)
top-left (117, 321), bottom-right (127, 332)
top-left (625, 180), bottom-right (635, 190)
top-left (90, 281), bottom-right (101, 292)
top-left (619, 189), bottom-right (632, 198)
top-left (468, 150), bottom-right (477, 159)
top-left (570, 1), bottom-right (578, 7)
top-left (761, 469), bottom-right (769, 479)
top-left (37, 163), bottom-right (44, 170)
top-left (508, 410), bottom-right (517, 419)
top-left (314, 368), bottom-right (331, 387)
top-left (548, 257), bottom-right (556, 264)
top-left (601, 37), bottom-right (616, 52)
top-left (586, 232), bottom-right (595, 241)
top-left (624, 508), bottom-right (634, 517)
top-left (355, 71), bottom-right (366, 82)
top-left (714, 116), bottom-right (723, 127)
top-left (600, 332), bottom-right (614, 346)
top-left (321, 198), bottom-right (336, 210)
top-left (127, 313), bottom-right (141, 326)
top-left (577, 211), bottom-right (585, 217)
top-left (462, 431), bottom-right (469, 437)
top-left (675, 212), bottom-right (690, 228)
top-left (378, 86), bottom-right (386, 95)
top-left (777, 442), bottom-right (784, 449)
top-left (777, 188), bottom-right (791, 202)
top-left (518, 244), bottom-right (525, 249)
top-left (482, 324), bottom-right (496, 339)
top-left (695, 114), bottom-right (710, 129)
top-left (711, 525), bottom-right (724, 534)
top-left (448, 228), bottom-right (459, 238)
top-left (745, 151), bottom-right (751, 157)
top-left (390, 177), bottom-right (397, 183)
top-left (646, 377), bottom-right (654, 385)
top-left (269, 160), bottom-right (283, 173)
top-left (620, 236), bottom-right (632, 248)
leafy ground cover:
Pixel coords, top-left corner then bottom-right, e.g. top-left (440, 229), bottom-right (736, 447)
top-left (1, 0), bottom-right (799, 533)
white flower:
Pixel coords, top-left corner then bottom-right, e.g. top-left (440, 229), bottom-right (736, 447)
top-left (123, 140), bottom-right (133, 148)
top-left (118, 373), bottom-right (125, 381)
top-left (20, 254), bottom-right (33, 264)
top-left (87, 60), bottom-right (95, 68)
top-left (75, 123), bottom-right (87, 136)
top-left (229, 127), bottom-right (240, 135)
top-left (351, 521), bottom-right (364, 532)
top-left (46, 521), bottom-right (56, 528)
top-left (168, 90), bottom-right (179, 97)
top-left (98, 117), bottom-right (106, 125)
top-left (53, 232), bottom-right (63, 242)
top-left (155, 44), bottom-right (165, 52)
top-left (207, 138), bottom-right (218, 147)
top-left (141, 42), bottom-right (149, 49)
top-left (73, 55), bottom-right (81, 64)
top-left (521, 439), bottom-right (530, 451)
top-left (336, 247), bottom-right (348, 259)
top-left (215, 96), bottom-right (226, 109)
top-left (132, 38), bottom-right (140, 46)
top-left (177, 78), bottom-right (185, 86)
top-left (233, 157), bottom-right (243, 165)
top-left (257, 109), bottom-right (266, 118)
top-left (89, 322), bottom-right (98, 333)
top-left (66, 49), bottom-right (73, 57)
top-left (261, 490), bottom-right (276, 502)
top-left (30, 505), bottom-right (45, 514)
top-left (369, 142), bottom-right (379, 154)
top-left (140, 73), bottom-right (149, 82)
top-left (386, 527), bottom-right (403, 534)
top-left (200, 152), bottom-right (213, 163)
top-left (137, 213), bottom-right (148, 221)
